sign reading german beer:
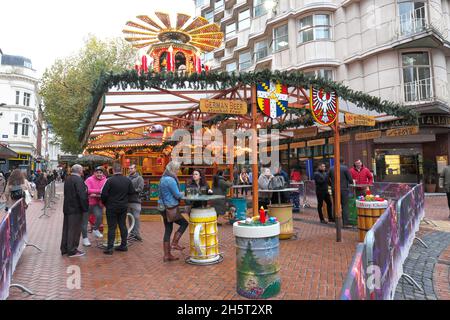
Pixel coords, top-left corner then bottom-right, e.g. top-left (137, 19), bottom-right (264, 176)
top-left (345, 113), bottom-right (375, 126)
top-left (355, 131), bottom-right (382, 141)
top-left (199, 99), bottom-right (247, 115)
top-left (385, 126), bottom-right (419, 137)
top-left (310, 87), bottom-right (338, 126)
top-left (257, 81), bottom-right (288, 119)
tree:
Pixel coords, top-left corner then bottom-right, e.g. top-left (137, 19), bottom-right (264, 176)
top-left (40, 35), bottom-right (136, 153)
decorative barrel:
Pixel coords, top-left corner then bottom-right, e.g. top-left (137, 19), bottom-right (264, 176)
top-left (230, 198), bottom-right (247, 221)
top-left (102, 209), bottom-right (135, 247)
top-left (233, 221), bottom-right (281, 299)
top-left (356, 200), bottom-right (388, 242)
top-left (188, 207), bottom-right (220, 264)
top-left (268, 204), bottom-right (294, 239)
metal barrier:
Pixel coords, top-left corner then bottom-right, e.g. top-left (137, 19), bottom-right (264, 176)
top-left (340, 184), bottom-right (425, 300)
top-left (39, 181), bottom-right (58, 219)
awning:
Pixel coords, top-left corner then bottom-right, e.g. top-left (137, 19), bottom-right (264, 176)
top-left (87, 138), bottom-right (163, 150)
top-left (0, 144), bottom-right (18, 159)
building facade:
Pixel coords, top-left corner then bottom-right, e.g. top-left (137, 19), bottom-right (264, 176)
top-left (0, 51), bottom-right (41, 174)
top-left (195, 0), bottom-right (450, 187)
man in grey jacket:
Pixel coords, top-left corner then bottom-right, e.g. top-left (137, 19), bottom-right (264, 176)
top-left (128, 164), bottom-right (144, 241)
top-left (440, 164), bottom-right (450, 219)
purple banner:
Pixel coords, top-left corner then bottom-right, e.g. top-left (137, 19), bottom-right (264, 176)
top-left (9, 200), bottom-right (27, 271)
top-left (0, 216), bottom-right (11, 300)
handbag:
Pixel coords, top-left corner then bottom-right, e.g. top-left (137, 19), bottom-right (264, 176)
top-left (158, 183), bottom-right (182, 223)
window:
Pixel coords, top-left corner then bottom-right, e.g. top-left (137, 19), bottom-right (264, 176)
top-left (254, 0), bottom-right (268, 17)
top-left (304, 69), bottom-right (333, 80)
top-left (398, 1), bottom-right (426, 35)
top-left (23, 93), bottom-right (31, 107)
top-left (22, 118), bottom-right (30, 136)
top-left (15, 91), bottom-right (20, 105)
top-left (203, 52), bottom-right (214, 62)
top-left (238, 9), bottom-right (251, 30)
top-left (254, 39), bottom-right (269, 61)
top-left (298, 14), bottom-right (331, 43)
top-left (215, 0), bottom-right (224, 11)
top-left (14, 123), bottom-right (18, 135)
top-left (273, 24), bottom-right (289, 52)
top-left (204, 10), bottom-right (214, 23)
top-left (226, 62), bottom-right (237, 73)
top-left (226, 23), bottom-right (236, 39)
top-left (402, 52), bottom-right (432, 101)
top-left (239, 51), bottom-right (252, 70)
top-left (195, 0), bottom-right (205, 7)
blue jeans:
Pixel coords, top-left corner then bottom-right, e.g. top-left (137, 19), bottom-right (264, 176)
top-left (81, 204), bottom-right (103, 238)
top-left (128, 203), bottom-right (141, 237)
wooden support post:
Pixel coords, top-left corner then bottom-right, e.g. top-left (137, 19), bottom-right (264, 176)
top-left (251, 85), bottom-right (259, 217)
top-left (334, 98), bottom-right (342, 242)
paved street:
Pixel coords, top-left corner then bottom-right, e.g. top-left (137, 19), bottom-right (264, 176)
top-left (6, 184), bottom-right (450, 300)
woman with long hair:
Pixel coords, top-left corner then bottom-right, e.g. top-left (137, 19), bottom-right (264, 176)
top-left (186, 169), bottom-right (211, 209)
top-left (158, 161), bottom-right (188, 262)
top-left (4, 169), bottom-right (32, 210)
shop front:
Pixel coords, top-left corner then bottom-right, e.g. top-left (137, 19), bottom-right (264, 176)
top-left (8, 152), bottom-right (31, 173)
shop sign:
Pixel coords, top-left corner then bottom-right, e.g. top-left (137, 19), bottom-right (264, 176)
top-left (419, 115), bottom-right (450, 127)
top-left (307, 138), bottom-right (326, 147)
top-left (9, 153), bottom-right (30, 161)
top-left (2, 135), bottom-right (7, 138)
top-left (385, 126), bottom-right (419, 137)
top-left (345, 113), bottom-right (375, 126)
top-left (355, 131), bottom-right (381, 141)
top-left (292, 127), bottom-right (318, 139)
top-left (328, 134), bottom-right (351, 144)
top-left (270, 144), bottom-right (288, 151)
top-left (0, 159), bottom-right (6, 164)
top-left (199, 99), bottom-right (247, 115)
top-left (290, 141), bottom-right (306, 149)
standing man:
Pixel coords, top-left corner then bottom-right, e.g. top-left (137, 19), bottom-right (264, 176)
top-left (128, 164), bottom-right (144, 241)
top-left (101, 162), bottom-right (135, 255)
top-left (61, 164), bottom-right (89, 257)
top-left (350, 159), bottom-right (374, 196)
top-left (313, 163), bottom-right (334, 224)
top-left (440, 163), bottom-right (450, 219)
top-left (329, 157), bottom-right (354, 228)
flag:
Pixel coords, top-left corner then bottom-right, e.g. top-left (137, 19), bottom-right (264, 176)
top-left (195, 54), bottom-right (202, 73)
top-left (141, 55), bottom-right (148, 73)
top-left (167, 46), bottom-right (174, 72)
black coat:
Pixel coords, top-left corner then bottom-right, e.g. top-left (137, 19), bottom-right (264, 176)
top-left (313, 171), bottom-right (329, 193)
top-left (101, 174), bottom-right (135, 212)
top-left (63, 174), bottom-right (89, 215)
top-left (329, 164), bottom-right (353, 192)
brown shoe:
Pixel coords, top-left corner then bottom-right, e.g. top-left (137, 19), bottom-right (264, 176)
top-left (163, 242), bottom-right (179, 262)
top-left (171, 231), bottom-right (185, 251)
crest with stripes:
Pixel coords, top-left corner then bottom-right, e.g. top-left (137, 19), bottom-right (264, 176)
top-left (257, 82), bottom-right (288, 119)
top-left (310, 87), bottom-right (337, 126)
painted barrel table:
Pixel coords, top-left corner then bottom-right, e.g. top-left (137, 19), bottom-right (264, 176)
top-left (356, 200), bottom-right (388, 242)
top-left (233, 221), bottom-right (281, 299)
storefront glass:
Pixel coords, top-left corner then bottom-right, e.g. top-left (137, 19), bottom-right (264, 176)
top-left (375, 148), bottom-right (421, 183)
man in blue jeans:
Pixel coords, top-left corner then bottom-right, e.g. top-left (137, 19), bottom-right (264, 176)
top-left (128, 164), bottom-right (144, 241)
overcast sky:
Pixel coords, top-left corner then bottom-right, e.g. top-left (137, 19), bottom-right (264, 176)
top-left (0, 0), bottom-right (196, 76)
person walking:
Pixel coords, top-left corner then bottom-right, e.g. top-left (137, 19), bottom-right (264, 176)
top-left (60, 164), bottom-right (89, 257)
top-left (313, 163), bottom-right (334, 224)
top-left (3, 169), bottom-right (32, 210)
top-left (128, 164), bottom-right (144, 241)
top-left (440, 163), bottom-right (450, 219)
top-left (350, 159), bottom-right (373, 196)
top-left (329, 157), bottom-right (354, 228)
top-left (82, 166), bottom-right (107, 247)
top-left (158, 161), bottom-right (188, 262)
top-left (35, 171), bottom-right (47, 200)
top-left (211, 170), bottom-right (233, 224)
top-left (101, 162), bottom-right (135, 255)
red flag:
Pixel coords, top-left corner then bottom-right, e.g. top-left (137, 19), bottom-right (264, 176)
top-left (141, 55), bottom-right (148, 73)
top-left (167, 46), bottom-right (174, 72)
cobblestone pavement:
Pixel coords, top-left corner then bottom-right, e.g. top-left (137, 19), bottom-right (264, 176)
top-left (7, 184), bottom-right (358, 300)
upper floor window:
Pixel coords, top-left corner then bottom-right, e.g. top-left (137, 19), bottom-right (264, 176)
top-left (215, 0), bottom-right (224, 11)
top-left (273, 24), bottom-right (289, 52)
top-left (15, 91), bottom-right (20, 105)
top-left (254, 0), bottom-right (268, 17)
top-left (402, 52), bottom-right (431, 101)
top-left (195, 0), bottom-right (206, 7)
top-left (298, 14), bottom-right (331, 43)
top-left (238, 9), bottom-right (251, 30)
top-left (239, 51), bottom-right (252, 70)
top-left (304, 69), bottom-right (333, 81)
top-left (254, 39), bottom-right (269, 61)
top-left (23, 92), bottom-right (31, 107)
top-left (203, 52), bottom-right (214, 63)
top-left (22, 118), bottom-right (30, 136)
top-left (204, 10), bottom-right (214, 23)
top-left (226, 61), bottom-right (237, 73)
top-left (226, 23), bottom-right (236, 39)
top-left (398, 1), bottom-right (426, 36)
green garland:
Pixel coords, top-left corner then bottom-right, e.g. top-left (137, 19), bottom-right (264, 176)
top-left (78, 69), bottom-right (419, 145)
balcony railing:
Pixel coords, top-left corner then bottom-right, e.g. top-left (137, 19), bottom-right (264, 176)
top-left (401, 77), bottom-right (449, 104)
top-left (398, 6), bottom-right (427, 37)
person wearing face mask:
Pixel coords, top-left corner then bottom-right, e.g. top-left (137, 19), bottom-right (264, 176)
top-left (313, 163), bottom-right (334, 224)
top-left (82, 166), bottom-right (107, 247)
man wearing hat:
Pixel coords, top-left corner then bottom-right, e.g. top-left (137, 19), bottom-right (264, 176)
top-left (82, 166), bottom-right (107, 246)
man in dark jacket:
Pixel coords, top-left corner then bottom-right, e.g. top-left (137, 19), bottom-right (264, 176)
top-left (61, 164), bottom-right (89, 257)
top-left (128, 164), bottom-right (144, 241)
top-left (329, 157), bottom-right (353, 228)
top-left (101, 162), bottom-right (135, 254)
top-left (313, 163), bottom-right (334, 224)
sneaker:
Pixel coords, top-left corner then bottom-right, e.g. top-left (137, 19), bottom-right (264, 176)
top-left (82, 238), bottom-right (91, 247)
top-left (69, 250), bottom-right (85, 258)
top-left (93, 229), bottom-right (103, 238)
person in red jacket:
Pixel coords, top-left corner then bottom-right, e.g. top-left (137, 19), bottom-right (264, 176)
top-left (350, 159), bottom-right (373, 195)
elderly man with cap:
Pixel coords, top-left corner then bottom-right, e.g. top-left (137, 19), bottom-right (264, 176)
top-left (82, 166), bottom-right (107, 246)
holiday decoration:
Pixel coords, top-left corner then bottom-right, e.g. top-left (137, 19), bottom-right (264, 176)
top-left (257, 81), bottom-right (288, 119)
top-left (310, 87), bottom-right (338, 126)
